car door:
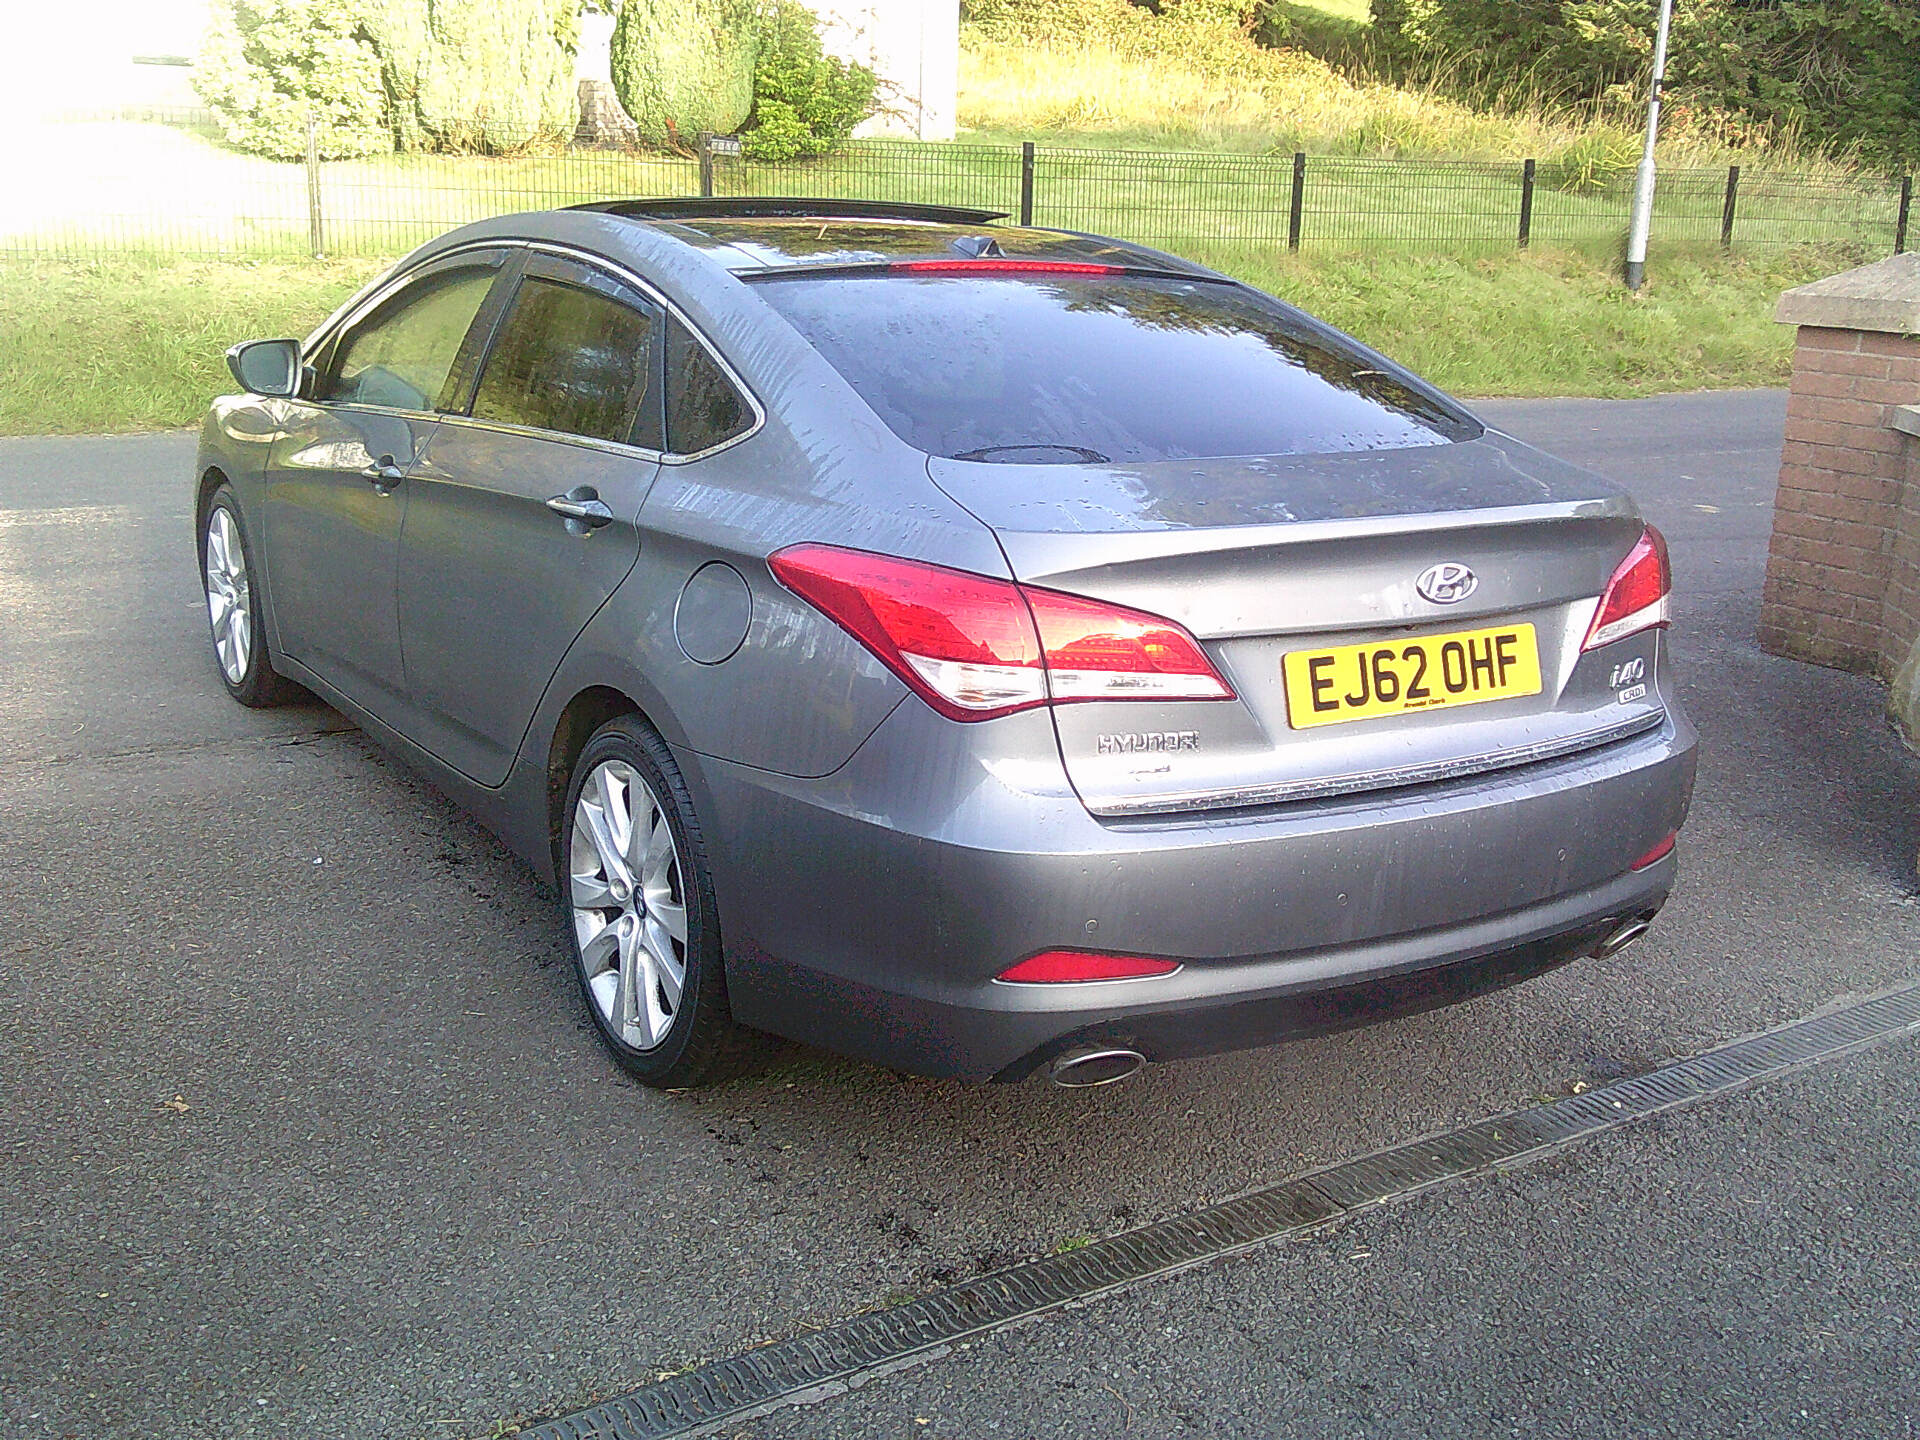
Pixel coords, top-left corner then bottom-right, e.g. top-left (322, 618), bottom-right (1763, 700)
top-left (262, 248), bottom-right (514, 723)
top-left (395, 252), bottom-right (665, 786)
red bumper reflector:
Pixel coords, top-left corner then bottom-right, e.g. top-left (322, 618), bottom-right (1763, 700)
top-left (996, 950), bottom-right (1182, 984)
top-left (1631, 833), bottom-right (1677, 870)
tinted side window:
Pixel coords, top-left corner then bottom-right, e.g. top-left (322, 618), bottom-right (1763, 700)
top-left (471, 277), bottom-right (662, 447)
top-left (665, 318), bottom-right (752, 455)
top-left (321, 268), bottom-right (496, 412)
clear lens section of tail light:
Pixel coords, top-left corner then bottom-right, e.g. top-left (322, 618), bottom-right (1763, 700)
top-left (1584, 525), bottom-right (1672, 651)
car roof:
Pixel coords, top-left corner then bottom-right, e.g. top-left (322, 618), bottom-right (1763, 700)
top-left (565, 197), bottom-right (1216, 277)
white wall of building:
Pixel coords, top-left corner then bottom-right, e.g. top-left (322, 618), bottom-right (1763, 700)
top-left (803, 0), bottom-right (959, 142)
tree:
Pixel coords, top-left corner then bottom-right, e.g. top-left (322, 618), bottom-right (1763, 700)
top-left (610, 0), bottom-right (761, 148)
top-left (371, 0), bottom-right (581, 154)
top-left (742, 0), bottom-right (878, 160)
top-left (193, 0), bottom-right (389, 160)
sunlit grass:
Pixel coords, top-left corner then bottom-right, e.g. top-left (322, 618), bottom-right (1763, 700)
top-left (1215, 242), bottom-right (1864, 398)
top-left (0, 257), bottom-right (382, 436)
top-left (958, 38), bottom-right (1827, 172)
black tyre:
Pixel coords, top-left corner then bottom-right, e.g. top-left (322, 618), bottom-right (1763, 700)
top-left (561, 715), bottom-right (756, 1087)
top-left (199, 484), bottom-right (299, 707)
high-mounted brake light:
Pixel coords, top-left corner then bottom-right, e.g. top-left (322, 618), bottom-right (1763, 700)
top-left (1583, 525), bottom-right (1671, 651)
top-left (887, 259), bottom-right (1123, 276)
top-left (768, 544), bottom-right (1234, 722)
top-left (996, 950), bottom-right (1182, 984)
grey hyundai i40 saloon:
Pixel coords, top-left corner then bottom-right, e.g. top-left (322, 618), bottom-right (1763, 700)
top-left (196, 197), bottom-right (1695, 1089)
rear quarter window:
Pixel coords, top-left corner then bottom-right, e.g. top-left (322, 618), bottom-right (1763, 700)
top-left (665, 317), bottom-right (754, 456)
top-left (752, 273), bottom-right (1480, 463)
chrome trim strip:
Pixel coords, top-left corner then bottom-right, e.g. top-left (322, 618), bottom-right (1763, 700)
top-left (302, 241), bottom-right (518, 365)
top-left (429, 412), bottom-right (665, 464)
top-left (1090, 710), bottom-right (1668, 818)
top-left (300, 237), bottom-right (768, 465)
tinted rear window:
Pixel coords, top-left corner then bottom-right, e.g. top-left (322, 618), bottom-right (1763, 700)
top-left (754, 274), bottom-right (1478, 463)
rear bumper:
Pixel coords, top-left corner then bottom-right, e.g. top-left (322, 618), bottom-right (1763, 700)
top-left (684, 702), bottom-right (1695, 1081)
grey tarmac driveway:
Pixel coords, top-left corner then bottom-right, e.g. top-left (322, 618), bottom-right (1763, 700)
top-left (1, 389), bottom-right (1917, 1440)
top-left (742, 1038), bottom-right (1920, 1440)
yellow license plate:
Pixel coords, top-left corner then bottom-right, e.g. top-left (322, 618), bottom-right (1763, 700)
top-left (1283, 623), bottom-right (1542, 729)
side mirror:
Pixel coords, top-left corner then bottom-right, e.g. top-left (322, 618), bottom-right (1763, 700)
top-left (226, 338), bottom-right (303, 399)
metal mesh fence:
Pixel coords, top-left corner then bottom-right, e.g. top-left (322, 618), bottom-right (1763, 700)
top-left (1, 111), bottom-right (1908, 266)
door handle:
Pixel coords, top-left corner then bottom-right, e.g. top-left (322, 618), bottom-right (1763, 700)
top-left (360, 456), bottom-right (407, 490)
top-left (546, 492), bottom-right (615, 530)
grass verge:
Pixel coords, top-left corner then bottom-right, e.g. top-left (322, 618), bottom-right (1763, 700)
top-left (0, 244), bottom-right (1848, 438)
top-left (0, 257), bottom-right (381, 437)
top-left (1225, 243), bottom-right (1856, 399)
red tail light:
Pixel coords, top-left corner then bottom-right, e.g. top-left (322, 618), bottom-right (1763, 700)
top-left (1583, 525), bottom-right (1671, 650)
top-left (769, 544), bottom-right (1234, 722)
top-left (996, 950), bottom-right (1182, 983)
top-left (888, 259), bottom-right (1122, 276)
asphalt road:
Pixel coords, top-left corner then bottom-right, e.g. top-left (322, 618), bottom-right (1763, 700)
top-left (2, 390), bottom-right (1917, 1440)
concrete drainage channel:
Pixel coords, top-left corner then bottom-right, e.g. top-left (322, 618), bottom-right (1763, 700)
top-left (514, 978), bottom-right (1920, 1440)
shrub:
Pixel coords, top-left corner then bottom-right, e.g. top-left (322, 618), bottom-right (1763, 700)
top-left (610, 0), bottom-right (760, 149)
top-left (741, 0), bottom-right (878, 160)
top-left (1368, 0), bottom-right (1920, 169)
top-left (192, 0), bottom-right (389, 160)
top-left (373, 0), bottom-right (580, 154)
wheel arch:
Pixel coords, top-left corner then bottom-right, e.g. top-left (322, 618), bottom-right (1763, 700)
top-left (544, 685), bottom-right (654, 880)
top-left (194, 465), bottom-right (230, 533)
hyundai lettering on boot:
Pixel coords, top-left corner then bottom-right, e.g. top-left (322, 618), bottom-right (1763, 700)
top-left (1416, 561), bottom-right (1479, 605)
top-left (1097, 730), bottom-right (1201, 755)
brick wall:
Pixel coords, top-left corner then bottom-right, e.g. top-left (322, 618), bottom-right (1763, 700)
top-left (1757, 325), bottom-right (1920, 678)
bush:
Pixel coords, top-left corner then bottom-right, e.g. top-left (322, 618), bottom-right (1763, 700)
top-left (610, 0), bottom-right (760, 149)
top-left (1253, 0), bottom-right (1368, 63)
top-left (373, 0), bottom-right (580, 154)
top-left (1682, 0), bottom-right (1920, 169)
top-left (193, 0), bottom-right (389, 160)
top-left (1369, 0), bottom-right (1920, 168)
top-left (1368, 0), bottom-right (1656, 106)
top-left (741, 1), bottom-right (877, 160)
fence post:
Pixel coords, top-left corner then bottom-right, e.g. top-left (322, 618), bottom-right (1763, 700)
top-left (697, 133), bottom-right (715, 198)
top-left (304, 112), bottom-right (324, 260)
top-left (1518, 158), bottom-right (1535, 249)
top-left (1288, 151), bottom-right (1306, 252)
top-left (1019, 141), bottom-right (1035, 227)
top-left (1898, 176), bottom-right (1913, 254)
top-left (1720, 165), bottom-right (1741, 248)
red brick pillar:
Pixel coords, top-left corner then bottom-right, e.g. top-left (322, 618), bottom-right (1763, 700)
top-left (1757, 256), bottom-right (1920, 714)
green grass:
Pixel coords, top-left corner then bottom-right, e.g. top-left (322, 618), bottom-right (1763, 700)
top-left (1226, 243), bottom-right (1863, 399)
top-left (0, 244), bottom-right (1843, 438)
top-left (0, 257), bottom-right (381, 436)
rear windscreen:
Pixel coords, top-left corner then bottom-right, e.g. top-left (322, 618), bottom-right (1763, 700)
top-left (753, 273), bottom-right (1480, 463)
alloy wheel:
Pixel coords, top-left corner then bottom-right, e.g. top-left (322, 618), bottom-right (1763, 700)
top-left (204, 507), bottom-right (252, 685)
top-left (569, 758), bottom-right (690, 1051)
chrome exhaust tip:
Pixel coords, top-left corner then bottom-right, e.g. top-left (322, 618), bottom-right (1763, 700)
top-left (1592, 915), bottom-right (1654, 959)
top-left (1048, 1045), bottom-right (1146, 1088)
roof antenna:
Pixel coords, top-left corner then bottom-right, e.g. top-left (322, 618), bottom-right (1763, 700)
top-left (949, 235), bottom-right (1004, 258)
